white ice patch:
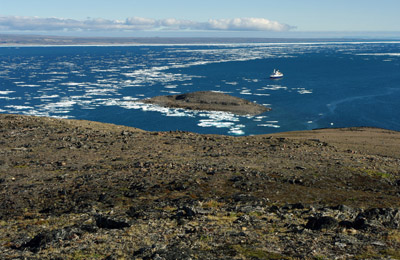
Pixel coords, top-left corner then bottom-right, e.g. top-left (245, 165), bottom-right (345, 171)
top-left (122, 96), bottom-right (139, 101)
top-left (240, 89), bottom-right (252, 95)
top-left (85, 88), bottom-right (118, 96)
top-left (293, 88), bottom-right (313, 94)
top-left (211, 90), bottom-right (232, 94)
top-left (225, 81), bottom-right (238, 85)
top-left (39, 99), bottom-right (77, 114)
top-left (91, 68), bottom-right (119, 72)
top-left (0, 91), bottom-right (15, 95)
top-left (164, 85), bottom-right (178, 89)
top-left (254, 93), bottom-right (270, 96)
top-left (253, 115), bottom-right (267, 122)
top-left (228, 127), bottom-right (245, 135)
top-left (357, 53), bottom-right (400, 57)
top-left (5, 105), bottom-right (33, 110)
top-left (17, 84), bottom-right (41, 88)
top-left (34, 95), bottom-right (59, 99)
top-left (160, 90), bottom-right (181, 94)
top-left (37, 79), bottom-right (59, 83)
top-left (0, 96), bottom-right (17, 100)
top-left (243, 78), bottom-right (259, 83)
top-left (60, 82), bottom-right (84, 86)
top-left (198, 120), bottom-right (235, 128)
top-left (122, 67), bottom-right (200, 86)
top-left (258, 123), bottom-right (281, 128)
top-left (262, 85), bottom-right (287, 90)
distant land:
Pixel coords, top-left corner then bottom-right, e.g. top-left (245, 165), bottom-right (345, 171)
top-left (0, 34), bottom-right (388, 46)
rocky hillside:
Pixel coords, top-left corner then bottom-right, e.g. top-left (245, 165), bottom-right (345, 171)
top-left (0, 114), bottom-right (400, 259)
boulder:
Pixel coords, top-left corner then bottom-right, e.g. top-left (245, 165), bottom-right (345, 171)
top-left (306, 216), bottom-right (338, 230)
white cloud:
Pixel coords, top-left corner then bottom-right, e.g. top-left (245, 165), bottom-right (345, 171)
top-left (0, 15), bottom-right (293, 32)
top-left (206, 18), bottom-right (293, 31)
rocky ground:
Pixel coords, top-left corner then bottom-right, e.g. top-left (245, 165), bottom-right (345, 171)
top-left (0, 113), bottom-right (400, 259)
top-left (142, 91), bottom-right (270, 116)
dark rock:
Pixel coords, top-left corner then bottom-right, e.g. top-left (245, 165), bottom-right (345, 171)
top-left (306, 216), bottom-right (338, 230)
top-left (333, 205), bottom-right (354, 214)
top-left (287, 203), bottom-right (305, 210)
top-left (234, 214), bottom-right (251, 223)
top-left (16, 226), bottom-right (82, 252)
top-left (95, 215), bottom-right (130, 229)
top-left (269, 205), bottom-right (280, 213)
top-left (338, 220), bottom-right (354, 229)
top-left (174, 206), bottom-right (197, 220)
top-left (127, 206), bottom-right (146, 219)
top-left (352, 217), bottom-right (368, 230)
top-left (80, 224), bottom-right (98, 233)
top-left (133, 246), bottom-right (155, 257)
top-left (231, 193), bottom-right (257, 203)
top-left (229, 176), bottom-right (244, 182)
top-left (356, 208), bottom-right (400, 228)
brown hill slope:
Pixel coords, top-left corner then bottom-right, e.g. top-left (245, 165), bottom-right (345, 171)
top-left (0, 114), bottom-right (399, 259)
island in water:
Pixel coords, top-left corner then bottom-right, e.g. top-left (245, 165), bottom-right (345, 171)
top-left (142, 91), bottom-right (270, 115)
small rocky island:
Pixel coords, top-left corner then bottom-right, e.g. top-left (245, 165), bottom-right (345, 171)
top-left (142, 91), bottom-right (270, 115)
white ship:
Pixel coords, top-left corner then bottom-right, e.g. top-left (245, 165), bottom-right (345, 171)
top-left (270, 69), bottom-right (283, 79)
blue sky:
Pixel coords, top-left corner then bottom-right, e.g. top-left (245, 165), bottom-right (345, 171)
top-left (1, 0), bottom-right (400, 37)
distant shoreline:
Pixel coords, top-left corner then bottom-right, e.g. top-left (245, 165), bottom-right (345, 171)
top-left (1, 34), bottom-right (398, 46)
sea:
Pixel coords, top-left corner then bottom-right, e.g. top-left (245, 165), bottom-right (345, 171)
top-left (1, 40), bottom-right (400, 136)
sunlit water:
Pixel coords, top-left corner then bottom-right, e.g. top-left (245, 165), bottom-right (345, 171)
top-left (1, 41), bottom-right (400, 135)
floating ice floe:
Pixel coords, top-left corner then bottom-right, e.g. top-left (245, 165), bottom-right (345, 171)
top-left (60, 82), bottom-right (86, 86)
top-left (228, 127), bottom-right (245, 135)
top-left (198, 119), bottom-right (235, 128)
top-left (258, 123), bottom-right (280, 128)
top-left (225, 81), bottom-right (238, 85)
top-left (5, 105), bottom-right (33, 110)
top-left (33, 95), bottom-right (59, 99)
top-left (293, 88), bottom-right (313, 94)
top-left (240, 89), bottom-right (252, 95)
top-left (253, 116), bottom-right (267, 122)
top-left (39, 99), bottom-right (77, 114)
top-left (0, 91), bottom-right (15, 95)
top-left (263, 85), bottom-right (287, 91)
top-left (210, 90), bottom-right (232, 94)
top-left (17, 84), bottom-right (41, 88)
top-left (356, 53), bottom-right (400, 57)
top-left (254, 93), bottom-right (270, 96)
top-left (0, 96), bottom-right (17, 100)
top-left (122, 96), bottom-right (139, 101)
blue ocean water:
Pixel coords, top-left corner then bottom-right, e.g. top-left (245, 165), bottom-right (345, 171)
top-left (1, 41), bottom-right (400, 135)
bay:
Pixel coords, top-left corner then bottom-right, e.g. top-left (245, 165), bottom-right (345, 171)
top-left (1, 41), bottom-right (400, 135)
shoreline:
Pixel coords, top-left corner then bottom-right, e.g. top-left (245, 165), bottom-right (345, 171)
top-left (1, 34), bottom-right (400, 47)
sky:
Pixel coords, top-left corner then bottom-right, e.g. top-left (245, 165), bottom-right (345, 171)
top-left (1, 0), bottom-right (400, 38)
